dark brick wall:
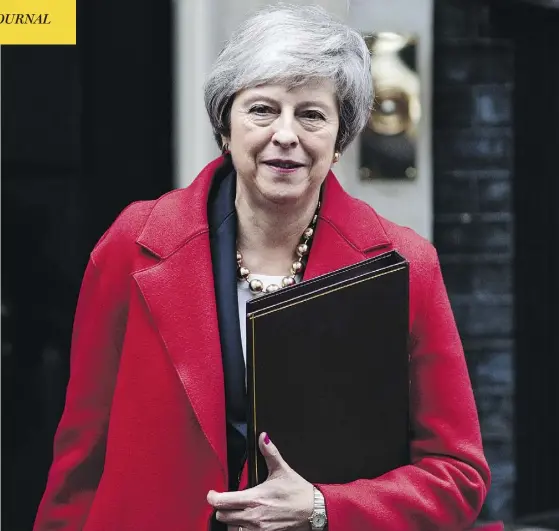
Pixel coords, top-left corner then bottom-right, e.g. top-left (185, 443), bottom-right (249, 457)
top-left (433, 0), bottom-right (515, 520)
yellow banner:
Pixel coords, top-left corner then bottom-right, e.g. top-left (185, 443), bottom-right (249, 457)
top-left (0, 0), bottom-right (76, 44)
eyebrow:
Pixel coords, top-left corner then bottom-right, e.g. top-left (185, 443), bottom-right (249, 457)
top-left (242, 94), bottom-right (334, 112)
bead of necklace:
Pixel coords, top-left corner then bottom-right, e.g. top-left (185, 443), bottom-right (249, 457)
top-left (236, 202), bottom-right (320, 294)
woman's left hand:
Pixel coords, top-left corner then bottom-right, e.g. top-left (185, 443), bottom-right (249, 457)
top-left (207, 433), bottom-right (314, 531)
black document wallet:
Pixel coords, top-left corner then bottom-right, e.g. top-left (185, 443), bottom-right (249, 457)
top-left (245, 250), bottom-right (411, 487)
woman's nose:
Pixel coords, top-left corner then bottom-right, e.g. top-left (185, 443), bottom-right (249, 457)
top-left (271, 117), bottom-right (299, 148)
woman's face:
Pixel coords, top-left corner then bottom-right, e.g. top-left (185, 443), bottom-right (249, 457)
top-left (225, 81), bottom-right (339, 206)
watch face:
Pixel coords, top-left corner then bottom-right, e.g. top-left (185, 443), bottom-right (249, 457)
top-left (312, 513), bottom-right (326, 528)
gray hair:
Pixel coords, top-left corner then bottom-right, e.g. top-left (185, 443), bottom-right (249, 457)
top-left (204, 4), bottom-right (373, 153)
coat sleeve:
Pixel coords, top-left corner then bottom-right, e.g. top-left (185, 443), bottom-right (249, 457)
top-left (316, 248), bottom-right (491, 530)
top-left (33, 255), bottom-right (128, 530)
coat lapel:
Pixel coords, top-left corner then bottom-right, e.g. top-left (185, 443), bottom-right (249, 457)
top-left (208, 169), bottom-right (246, 433)
top-left (133, 157), bottom-right (232, 480)
top-left (208, 170), bottom-right (250, 490)
top-left (304, 170), bottom-right (392, 280)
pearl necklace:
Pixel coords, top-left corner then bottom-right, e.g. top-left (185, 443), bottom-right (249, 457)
top-left (236, 202), bottom-right (320, 294)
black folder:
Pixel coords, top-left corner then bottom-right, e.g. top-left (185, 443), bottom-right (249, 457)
top-left (246, 250), bottom-right (411, 487)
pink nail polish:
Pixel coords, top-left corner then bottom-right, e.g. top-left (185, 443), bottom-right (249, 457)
top-left (264, 433), bottom-right (270, 445)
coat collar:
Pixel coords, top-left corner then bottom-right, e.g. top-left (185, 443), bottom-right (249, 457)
top-left (136, 155), bottom-right (391, 260)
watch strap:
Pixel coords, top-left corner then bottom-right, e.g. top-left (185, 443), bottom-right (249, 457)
top-left (314, 487), bottom-right (325, 511)
top-left (309, 487), bottom-right (327, 530)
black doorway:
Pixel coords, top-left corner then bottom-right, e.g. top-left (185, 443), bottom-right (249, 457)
top-left (1, 0), bottom-right (174, 528)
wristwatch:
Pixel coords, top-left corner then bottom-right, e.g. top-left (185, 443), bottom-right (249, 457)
top-left (308, 487), bottom-right (327, 530)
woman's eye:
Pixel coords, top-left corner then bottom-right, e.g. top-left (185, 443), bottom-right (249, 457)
top-left (249, 105), bottom-right (274, 115)
top-left (300, 110), bottom-right (325, 121)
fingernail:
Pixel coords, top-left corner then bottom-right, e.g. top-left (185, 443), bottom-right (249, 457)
top-left (264, 433), bottom-right (270, 445)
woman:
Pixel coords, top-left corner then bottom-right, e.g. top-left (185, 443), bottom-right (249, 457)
top-left (34, 5), bottom-right (490, 531)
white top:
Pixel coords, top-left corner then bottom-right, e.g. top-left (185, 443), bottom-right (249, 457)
top-left (237, 274), bottom-right (286, 364)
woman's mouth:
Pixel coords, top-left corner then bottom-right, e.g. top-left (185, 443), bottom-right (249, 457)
top-left (263, 159), bottom-right (305, 173)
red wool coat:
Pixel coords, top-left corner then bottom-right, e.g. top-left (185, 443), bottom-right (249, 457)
top-left (34, 156), bottom-right (490, 530)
